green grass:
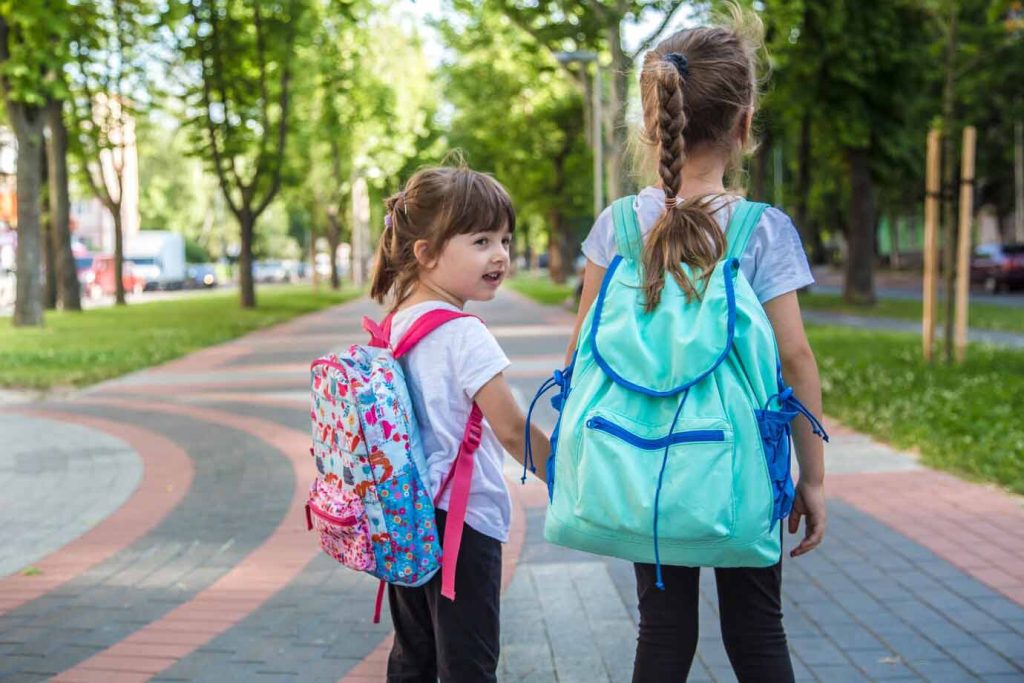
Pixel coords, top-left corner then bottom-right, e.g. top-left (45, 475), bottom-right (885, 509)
top-left (808, 325), bottom-right (1024, 495)
top-left (799, 292), bottom-right (1024, 335)
top-left (0, 285), bottom-right (361, 390)
top-left (507, 273), bottom-right (576, 306)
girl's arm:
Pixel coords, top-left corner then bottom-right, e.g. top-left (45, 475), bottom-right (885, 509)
top-left (474, 372), bottom-right (550, 483)
top-left (762, 291), bottom-right (827, 557)
top-left (564, 259), bottom-right (607, 366)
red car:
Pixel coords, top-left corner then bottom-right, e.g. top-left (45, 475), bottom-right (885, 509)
top-left (970, 243), bottom-right (1024, 293)
top-left (86, 255), bottom-right (145, 299)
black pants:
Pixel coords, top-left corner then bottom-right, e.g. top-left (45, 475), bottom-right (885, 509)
top-left (632, 561), bottom-right (794, 683)
top-left (386, 510), bottom-right (502, 683)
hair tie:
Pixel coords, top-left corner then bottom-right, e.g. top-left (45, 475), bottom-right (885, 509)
top-left (664, 195), bottom-right (681, 209)
top-left (665, 52), bottom-right (689, 79)
top-left (384, 213), bottom-right (393, 231)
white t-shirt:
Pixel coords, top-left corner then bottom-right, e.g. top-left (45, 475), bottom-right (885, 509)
top-left (389, 301), bottom-right (513, 543)
top-left (581, 186), bottom-right (815, 303)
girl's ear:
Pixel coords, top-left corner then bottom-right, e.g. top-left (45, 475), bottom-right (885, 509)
top-left (413, 239), bottom-right (437, 269)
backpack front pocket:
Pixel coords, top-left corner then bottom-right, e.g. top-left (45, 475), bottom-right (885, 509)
top-left (574, 412), bottom-right (735, 543)
top-left (306, 478), bottom-right (375, 572)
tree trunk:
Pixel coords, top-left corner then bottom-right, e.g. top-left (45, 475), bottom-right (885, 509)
top-left (10, 104), bottom-right (46, 327)
top-left (843, 148), bottom-right (876, 304)
top-left (42, 143), bottom-right (57, 310)
top-left (47, 98), bottom-right (81, 311)
top-left (239, 210), bottom-right (256, 308)
top-left (326, 212), bottom-right (341, 290)
top-left (113, 209), bottom-right (126, 305)
top-left (606, 21), bottom-right (633, 200)
top-left (547, 207), bottom-right (568, 284)
top-left (794, 111), bottom-right (824, 263)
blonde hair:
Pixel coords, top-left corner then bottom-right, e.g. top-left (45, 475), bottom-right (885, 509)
top-left (636, 5), bottom-right (764, 310)
top-left (369, 165), bottom-right (516, 308)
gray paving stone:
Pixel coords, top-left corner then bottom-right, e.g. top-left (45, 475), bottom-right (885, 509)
top-left (789, 635), bottom-right (853, 666)
top-left (805, 663), bottom-right (872, 682)
top-left (904, 658), bottom-right (979, 682)
top-left (949, 643), bottom-right (1022, 676)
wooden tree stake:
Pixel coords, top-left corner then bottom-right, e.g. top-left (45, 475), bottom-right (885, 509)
top-left (954, 126), bottom-right (977, 363)
top-left (923, 129), bottom-right (942, 362)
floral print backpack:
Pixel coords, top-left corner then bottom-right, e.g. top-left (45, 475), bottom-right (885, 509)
top-left (306, 309), bottom-right (483, 622)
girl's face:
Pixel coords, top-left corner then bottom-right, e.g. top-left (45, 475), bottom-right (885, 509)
top-left (416, 224), bottom-right (512, 307)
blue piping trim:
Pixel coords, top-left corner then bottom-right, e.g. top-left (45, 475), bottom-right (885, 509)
top-left (586, 416), bottom-right (724, 449)
top-left (589, 257), bottom-right (740, 397)
top-left (653, 389), bottom-right (690, 590)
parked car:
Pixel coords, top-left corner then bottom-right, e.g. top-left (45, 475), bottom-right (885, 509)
top-left (970, 243), bottom-right (1024, 293)
top-left (126, 231), bottom-right (186, 290)
top-left (252, 260), bottom-right (292, 283)
top-left (86, 255), bottom-right (145, 299)
top-left (73, 241), bottom-right (95, 289)
top-left (185, 263), bottom-right (219, 289)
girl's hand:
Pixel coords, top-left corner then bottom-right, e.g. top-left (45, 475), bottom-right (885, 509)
top-left (788, 481), bottom-right (826, 557)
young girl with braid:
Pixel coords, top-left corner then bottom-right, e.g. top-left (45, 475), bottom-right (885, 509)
top-left (566, 9), bottom-right (827, 682)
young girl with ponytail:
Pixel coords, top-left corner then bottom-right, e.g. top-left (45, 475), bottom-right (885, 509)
top-left (566, 8), bottom-right (827, 681)
top-left (371, 165), bottom-right (549, 682)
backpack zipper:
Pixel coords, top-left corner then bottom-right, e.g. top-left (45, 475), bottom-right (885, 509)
top-left (306, 501), bottom-right (359, 528)
top-left (585, 416), bottom-right (724, 449)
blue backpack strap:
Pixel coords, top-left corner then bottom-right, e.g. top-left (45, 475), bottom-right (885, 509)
top-left (612, 195), bottom-right (643, 262)
top-left (725, 199), bottom-right (769, 261)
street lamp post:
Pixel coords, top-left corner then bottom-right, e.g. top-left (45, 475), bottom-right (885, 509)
top-left (554, 51), bottom-right (603, 220)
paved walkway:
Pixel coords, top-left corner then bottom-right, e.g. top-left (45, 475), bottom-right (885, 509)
top-left (1, 291), bottom-right (1023, 682)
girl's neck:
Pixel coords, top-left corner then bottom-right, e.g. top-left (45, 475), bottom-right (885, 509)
top-left (656, 148), bottom-right (728, 198)
top-left (398, 279), bottom-right (465, 312)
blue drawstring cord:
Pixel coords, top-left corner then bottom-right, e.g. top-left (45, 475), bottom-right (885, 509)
top-left (764, 386), bottom-right (829, 442)
top-left (523, 367), bottom-right (570, 484)
top-left (523, 376), bottom-right (556, 483)
top-left (653, 389), bottom-right (690, 591)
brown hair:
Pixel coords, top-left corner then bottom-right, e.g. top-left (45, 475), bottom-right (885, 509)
top-left (369, 165), bottom-right (516, 308)
top-left (637, 7), bottom-right (763, 310)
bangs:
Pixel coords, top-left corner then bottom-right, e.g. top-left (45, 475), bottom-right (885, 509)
top-left (442, 171), bottom-right (516, 237)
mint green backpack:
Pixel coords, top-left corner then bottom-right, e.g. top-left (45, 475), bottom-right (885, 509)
top-left (524, 197), bottom-right (828, 585)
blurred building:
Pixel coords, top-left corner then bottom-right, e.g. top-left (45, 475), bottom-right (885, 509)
top-left (70, 94), bottom-right (141, 253)
top-left (0, 95), bottom-right (140, 257)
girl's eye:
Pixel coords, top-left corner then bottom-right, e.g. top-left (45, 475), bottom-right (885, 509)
top-left (475, 238), bottom-right (489, 246)
top-left (501, 237), bottom-right (512, 247)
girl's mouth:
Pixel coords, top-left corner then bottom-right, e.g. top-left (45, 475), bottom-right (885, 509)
top-left (483, 271), bottom-right (504, 285)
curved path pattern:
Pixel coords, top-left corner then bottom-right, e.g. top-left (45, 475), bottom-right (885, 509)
top-left (0, 291), bottom-right (1021, 682)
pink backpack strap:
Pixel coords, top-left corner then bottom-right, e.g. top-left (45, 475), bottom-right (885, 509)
top-left (363, 315), bottom-right (391, 348)
top-left (433, 402), bottom-right (483, 601)
top-left (392, 309), bottom-right (480, 359)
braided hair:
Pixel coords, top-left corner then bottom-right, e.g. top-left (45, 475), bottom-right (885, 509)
top-left (636, 10), bottom-right (761, 310)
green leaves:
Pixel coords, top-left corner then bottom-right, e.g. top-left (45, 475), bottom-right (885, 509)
top-left (0, 2), bottom-right (72, 106)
